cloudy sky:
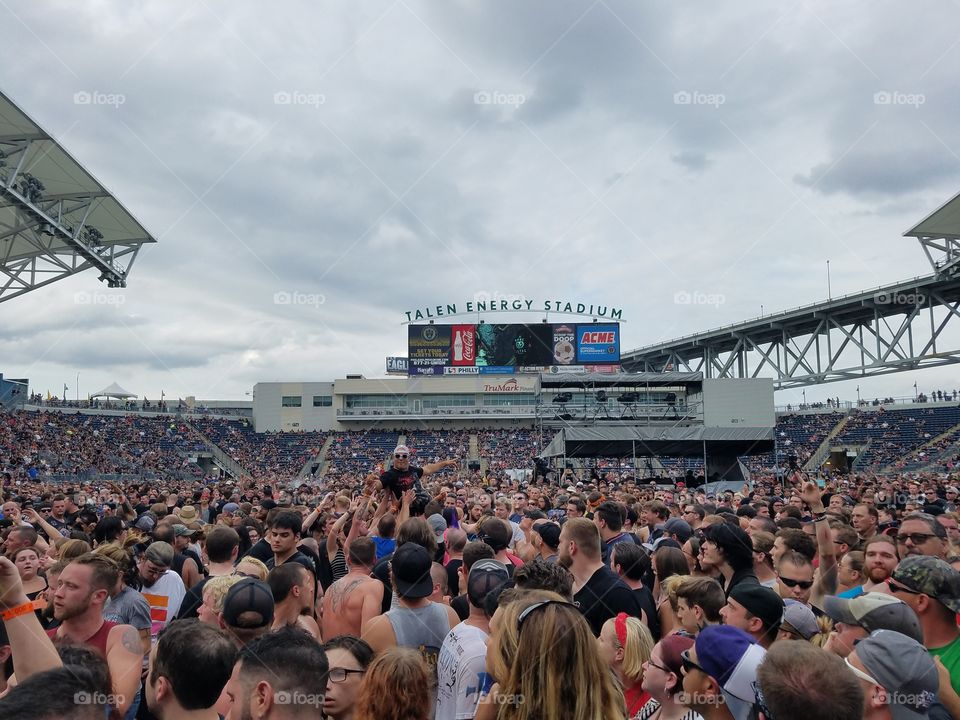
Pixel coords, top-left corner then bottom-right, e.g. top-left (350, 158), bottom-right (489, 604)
top-left (3, 0), bottom-right (960, 407)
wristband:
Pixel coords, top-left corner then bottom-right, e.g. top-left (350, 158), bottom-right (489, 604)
top-left (1, 601), bottom-right (35, 621)
top-left (812, 511), bottom-right (828, 522)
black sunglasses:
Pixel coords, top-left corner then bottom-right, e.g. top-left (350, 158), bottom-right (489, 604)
top-left (395, 454), bottom-right (408, 459)
top-left (888, 580), bottom-right (922, 596)
top-left (779, 576), bottom-right (814, 590)
top-left (680, 649), bottom-right (708, 676)
top-left (896, 533), bottom-right (937, 545)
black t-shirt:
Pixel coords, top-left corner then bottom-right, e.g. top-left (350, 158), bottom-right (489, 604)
top-left (632, 586), bottom-right (660, 641)
top-left (574, 565), bottom-right (642, 637)
top-left (451, 593), bottom-right (469, 622)
top-left (446, 559), bottom-right (463, 598)
top-left (246, 538), bottom-right (274, 563)
top-left (373, 553), bottom-right (394, 614)
top-left (177, 577), bottom-right (211, 620)
top-left (379, 466), bottom-right (425, 499)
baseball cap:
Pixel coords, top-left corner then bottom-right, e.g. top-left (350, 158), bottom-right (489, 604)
top-left (852, 630), bottom-right (938, 720)
top-left (822, 592), bottom-right (923, 643)
top-left (467, 559), bottom-right (510, 608)
top-left (694, 625), bottom-right (766, 720)
top-left (729, 583), bottom-right (784, 631)
top-left (222, 502), bottom-right (240, 515)
top-left (134, 513), bottom-right (157, 532)
top-left (533, 522), bottom-right (561, 550)
top-left (171, 524), bottom-right (193, 538)
top-left (427, 513), bottom-right (447, 544)
top-left (663, 517), bottom-right (694, 543)
top-left (144, 541), bottom-right (174, 568)
top-left (391, 543), bottom-right (433, 599)
top-left (394, 444), bottom-right (410, 456)
top-left (891, 556), bottom-right (960, 613)
top-left (222, 578), bottom-right (275, 629)
top-left (781, 599), bottom-right (819, 640)
top-left (643, 537), bottom-right (682, 553)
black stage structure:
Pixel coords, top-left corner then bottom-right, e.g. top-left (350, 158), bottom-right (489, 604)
top-left (536, 372), bottom-right (776, 485)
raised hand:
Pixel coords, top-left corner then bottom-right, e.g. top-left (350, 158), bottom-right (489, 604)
top-left (800, 481), bottom-right (825, 514)
top-left (0, 556), bottom-right (29, 610)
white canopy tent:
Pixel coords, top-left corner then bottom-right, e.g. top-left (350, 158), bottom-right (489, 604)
top-left (90, 382), bottom-right (137, 400)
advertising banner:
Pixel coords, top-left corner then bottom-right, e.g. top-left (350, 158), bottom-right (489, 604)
top-left (450, 324), bottom-right (476, 366)
top-left (443, 367), bottom-right (480, 375)
top-left (408, 325), bottom-right (452, 369)
top-left (552, 324), bottom-right (576, 365)
top-left (408, 365), bottom-right (444, 376)
top-left (575, 324), bottom-right (621, 363)
top-left (408, 323), bottom-right (620, 369)
top-left (386, 357), bottom-right (409, 374)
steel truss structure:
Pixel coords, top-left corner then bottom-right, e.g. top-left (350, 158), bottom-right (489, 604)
top-left (623, 192), bottom-right (960, 390)
top-left (0, 90), bottom-right (155, 303)
top-left (623, 274), bottom-right (960, 389)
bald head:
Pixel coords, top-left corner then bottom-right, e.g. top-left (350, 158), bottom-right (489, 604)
top-left (446, 528), bottom-right (467, 553)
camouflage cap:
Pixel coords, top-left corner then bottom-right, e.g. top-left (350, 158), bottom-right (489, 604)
top-left (891, 555), bottom-right (960, 613)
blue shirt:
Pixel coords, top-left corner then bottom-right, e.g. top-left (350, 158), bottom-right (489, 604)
top-left (838, 585), bottom-right (865, 599)
top-left (373, 536), bottom-right (396, 560)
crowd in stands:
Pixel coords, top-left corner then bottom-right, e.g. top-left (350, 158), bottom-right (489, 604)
top-left (191, 418), bottom-right (326, 481)
top-left (3, 435), bottom-right (960, 719)
top-left (403, 430), bottom-right (471, 463)
top-left (0, 411), bottom-right (208, 483)
top-left (477, 429), bottom-right (539, 471)
top-left (325, 430), bottom-right (400, 476)
top-left (836, 406), bottom-right (960, 471)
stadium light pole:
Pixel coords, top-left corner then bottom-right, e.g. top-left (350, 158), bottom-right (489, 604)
top-left (827, 260), bottom-right (832, 300)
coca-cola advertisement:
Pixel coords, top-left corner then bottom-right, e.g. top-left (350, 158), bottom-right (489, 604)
top-left (450, 324), bottom-right (476, 366)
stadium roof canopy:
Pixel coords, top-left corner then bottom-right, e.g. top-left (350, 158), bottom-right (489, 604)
top-left (0, 89), bottom-right (155, 303)
top-left (539, 371), bottom-right (703, 388)
top-left (540, 426), bottom-right (774, 458)
top-left (904, 190), bottom-right (960, 277)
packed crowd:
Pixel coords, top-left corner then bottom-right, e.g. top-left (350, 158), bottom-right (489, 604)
top-left (0, 411), bottom-right (208, 483)
top-left (477, 430), bottom-right (540, 471)
top-left (2, 438), bottom-right (960, 719)
top-left (324, 431), bottom-right (400, 476)
top-left (837, 406), bottom-right (960, 470)
top-left (189, 418), bottom-right (327, 481)
top-left (404, 430), bottom-right (471, 463)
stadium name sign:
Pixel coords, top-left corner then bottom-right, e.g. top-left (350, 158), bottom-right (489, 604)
top-left (403, 299), bottom-right (624, 323)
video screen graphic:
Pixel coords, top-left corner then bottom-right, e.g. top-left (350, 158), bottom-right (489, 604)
top-left (407, 323), bottom-right (620, 373)
top-left (476, 324), bottom-right (554, 367)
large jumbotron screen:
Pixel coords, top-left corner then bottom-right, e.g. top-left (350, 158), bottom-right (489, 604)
top-left (407, 323), bottom-right (621, 374)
